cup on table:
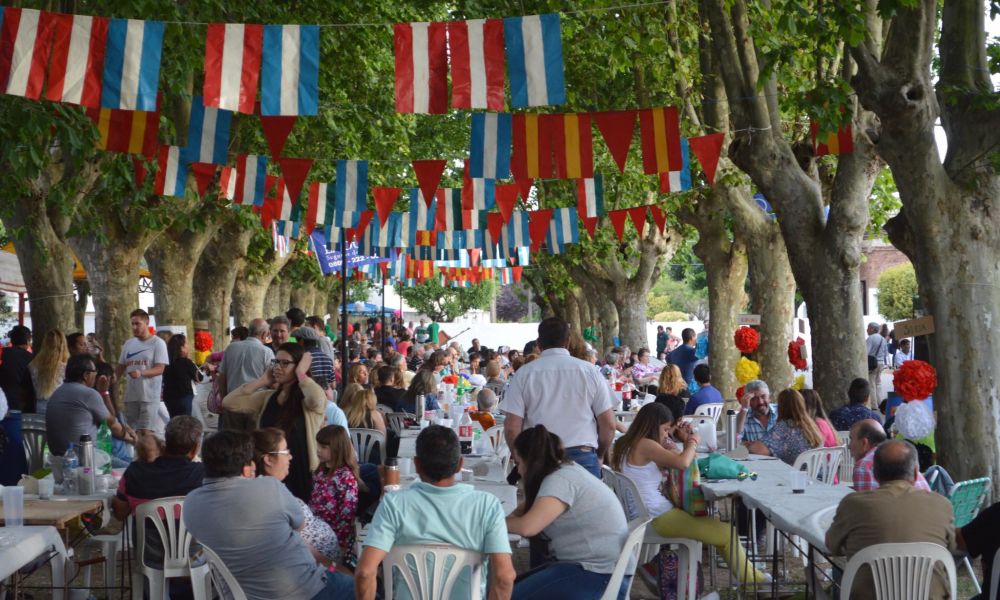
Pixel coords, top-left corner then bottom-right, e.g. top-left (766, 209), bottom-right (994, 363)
top-left (398, 457), bottom-right (413, 477)
top-left (419, 419), bottom-right (430, 430)
top-left (3, 485), bottom-right (24, 527)
top-left (49, 455), bottom-right (65, 484)
top-left (37, 478), bottom-right (54, 500)
top-left (790, 469), bottom-right (808, 494)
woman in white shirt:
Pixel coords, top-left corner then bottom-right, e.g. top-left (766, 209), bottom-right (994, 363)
top-left (611, 403), bottom-right (768, 585)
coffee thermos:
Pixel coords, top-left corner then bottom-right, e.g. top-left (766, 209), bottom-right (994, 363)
top-left (78, 434), bottom-right (96, 495)
top-left (725, 410), bottom-right (738, 452)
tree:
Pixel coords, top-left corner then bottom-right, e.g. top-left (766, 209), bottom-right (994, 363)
top-left (876, 263), bottom-right (917, 322)
top-left (395, 279), bottom-right (493, 322)
top-left (496, 285), bottom-right (529, 322)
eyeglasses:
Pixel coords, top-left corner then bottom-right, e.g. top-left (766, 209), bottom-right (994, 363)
top-left (270, 359), bottom-right (296, 368)
top-left (268, 449), bottom-right (292, 457)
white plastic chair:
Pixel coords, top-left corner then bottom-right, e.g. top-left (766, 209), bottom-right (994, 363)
top-left (693, 403), bottom-right (724, 424)
top-left (350, 428), bottom-right (386, 465)
top-left (835, 430), bottom-right (850, 446)
top-left (793, 447), bottom-right (843, 485)
top-left (484, 425), bottom-right (506, 453)
top-left (599, 518), bottom-right (652, 600)
top-left (190, 543), bottom-right (248, 600)
top-left (21, 413), bottom-right (47, 473)
top-left (839, 542), bottom-right (957, 600)
top-left (386, 412), bottom-right (415, 435)
top-left (838, 445), bottom-right (854, 486)
top-left (133, 497), bottom-right (208, 600)
top-left (382, 543), bottom-right (483, 599)
top-left (603, 467), bottom-right (703, 600)
top-left (83, 515), bottom-right (133, 597)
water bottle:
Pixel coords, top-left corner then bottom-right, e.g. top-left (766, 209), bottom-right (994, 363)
top-left (78, 434), bottom-right (97, 496)
top-left (726, 410), bottom-right (738, 452)
top-left (97, 423), bottom-right (113, 475)
top-left (63, 444), bottom-right (79, 495)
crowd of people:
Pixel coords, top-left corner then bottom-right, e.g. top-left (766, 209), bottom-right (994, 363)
top-left (0, 310), bottom-right (995, 600)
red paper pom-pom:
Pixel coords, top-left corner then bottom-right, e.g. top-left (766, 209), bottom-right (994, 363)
top-left (893, 360), bottom-right (937, 401)
top-left (735, 386), bottom-right (746, 401)
top-left (787, 337), bottom-right (807, 370)
top-left (148, 326), bottom-right (156, 336)
top-left (734, 327), bottom-right (760, 354)
top-left (194, 330), bottom-right (214, 352)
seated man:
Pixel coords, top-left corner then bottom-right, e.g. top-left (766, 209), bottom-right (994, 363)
top-left (957, 501), bottom-right (1000, 600)
top-left (826, 440), bottom-right (955, 600)
top-left (355, 426), bottom-right (515, 600)
top-left (183, 431), bottom-right (355, 600)
top-left (684, 364), bottom-right (723, 415)
top-left (829, 378), bottom-right (883, 432)
top-left (374, 365), bottom-right (406, 413)
top-left (734, 380), bottom-right (776, 442)
top-left (46, 353), bottom-right (134, 455)
top-left (471, 388), bottom-right (497, 431)
top-left (848, 419), bottom-right (930, 491)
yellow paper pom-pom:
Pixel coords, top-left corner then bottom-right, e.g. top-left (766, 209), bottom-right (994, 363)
top-left (792, 374), bottom-right (806, 390)
top-left (194, 350), bottom-right (211, 367)
top-left (735, 357), bottom-right (761, 385)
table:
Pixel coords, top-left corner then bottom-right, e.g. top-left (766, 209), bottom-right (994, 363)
top-left (0, 526), bottom-right (68, 600)
top-left (698, 455), bottom-right (796, 502)
top-left (0, 499), bottom-right (103, 530)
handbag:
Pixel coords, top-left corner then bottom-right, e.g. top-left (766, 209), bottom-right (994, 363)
top-left (663, 460), bottom-right (708, 517)
top-left (206, 376), bottom-right (224, 414)
top-left (697, 453), bottom-right (751, 480)
top-left (868, 337), bottom-right (884, 371)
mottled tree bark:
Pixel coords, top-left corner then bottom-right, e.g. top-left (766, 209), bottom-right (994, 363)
top-left (192, 219), bottom-right (254, 350)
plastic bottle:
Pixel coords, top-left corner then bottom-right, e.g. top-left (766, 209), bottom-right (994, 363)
top-left (458, 409), bottom-right (474, 455)
top-left (97, 423), bottom-right (113, 475)
top-left (63, 444), bottom-right (79, 495)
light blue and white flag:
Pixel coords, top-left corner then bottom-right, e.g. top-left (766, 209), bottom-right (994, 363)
top-left (469, 112), bottom-right (512, 178)
top-left (501, 211), bottom-right (531, 252)
top-left (335, 160), bottom-right (369, 226)
top-left (182, 98), bottom-right (232, 165)
top-left (503, 14), bottom-right (565, 108)
top-left (261, 24), bottom-right (320, 116)
top-left (546, 207), bottom-right (579, 254)
top-left (101, 18), bottom-right (164, 111)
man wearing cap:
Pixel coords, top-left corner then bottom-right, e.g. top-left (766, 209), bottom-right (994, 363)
top-left (293, 327), bottom-right (335, 392)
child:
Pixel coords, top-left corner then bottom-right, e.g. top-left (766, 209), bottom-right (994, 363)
top-left (309, 425), bottom-right (360, 568)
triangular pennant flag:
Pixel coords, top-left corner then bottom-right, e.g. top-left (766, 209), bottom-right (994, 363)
top-left (608, 209), bottom-right (629, 241)
top-left (592, 110), bottom-right (637, 172)
top-left (412, 160), bottom-right (447, 207)
top-left (582, 216), bottom-right (599, 238)
top-left (373, 187), bottom-right (402, 227)
top-left (628, 206), bottom-right (648, 238)
top-left (356, 210), bottom-right (374, 235)
top-left (260, 115), bottom-right (297, 159)
top-left (528, 209), bottom-right (553, 253)
top-left (495, 184), bottom-right (519, 223)
top-left (487, 212), bottom-right (505, 246)
top-left (515, 177), bottom-right (533, 202)
top-left (688, 133), bottom-right (725, 185)
top-left (132, 157), bottom-right (149, 188)
top-left (277, 157), bottom-right (312, 204)
top-left (649, 205), bottom-right (667, 234)
top-left (190, 163), bottom-right (217, 197)
top-left (468, 248), bottom-right (481, 267)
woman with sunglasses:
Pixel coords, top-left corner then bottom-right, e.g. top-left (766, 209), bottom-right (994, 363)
top-left (223, 342), bottom-right (326, 502)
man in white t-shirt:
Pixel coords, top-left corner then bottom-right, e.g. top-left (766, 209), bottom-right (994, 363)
top-left (502, 317), bottom-right (616, 478)
top-left (115, 309), bottom-right (168, 434)
top-left (893, 338), bottom-right (913, 369)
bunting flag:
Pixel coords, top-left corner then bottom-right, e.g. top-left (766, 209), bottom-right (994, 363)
top-left (503, 14), bottom-right (565, 108)
top-left (486, 212), bottom-right (505, 247)
top-left (45, 13), bottom-right (108, 107)
top-left (546, 207), bottom-right (579, 254)
top-left (204, 23), bottom-right (262, 113)
top-left (469, 112), bottom-right (512, 179)
top-left (527, 208), bottom-right (553, 252)
top-left (659, 138), bottom-right (692, 193)
top-left (234, 154), bottom-right (267, 206)
top-left (552, 113), bottom-right (594, 179)
top-left (273, 220), bottom-right (299, 256)
top-left (627, 205), bottom-right (648, 238)
top-left (361, 212), bottom-right (399, 255)
top-left (576, 175), bottom-right (605, 218)
top-left (810, 121), bottom-right (853, 156)
top-left (412, 159), bottom-right (446, 207)
top-left (272, 178), bottom-right (298, 221)
top-left (592, 110), bottom-right (637, 172)
top-left (434, 188), bottom-right (464, 231)
top-left (277, 157), bottom-right (312, 205)
top-left (501, 211), bottom-right (531, 251)
top-left (85, 104), bottom-right (159, 156)
top-left (608, 209), bottom-right (628, 241)
top-left (153, 146), bottom-right (186, 197)
top-left (261, 24), bottom-right (320, 116)
top-left (190, 162), bottom-right (217, 197)
top-left (581, 215), bottom-right (599, 238)
top-left (511, 113), bottom-right (555, 179)
top-left (182, 98), bottom-right (232, 165)
top-left (258, 175), bottom-right (281, 227)
top-left (447, 18), bottom-right (504, 110)
top-left (462, 209), bottom-right (489, 230)
top-left (335, 159), bottom-right (369, 225)
top-left (349, 209), bottom-right (373, 242)
top-left (100, 18), bottom-right (164, 111)
top-left (649, 205), bottom-right (667, 233)
top-left (639, 107), bottom-right (682, 174)
top-left (260, 115), bottom-right (297, 160)
top-left (372, 186), bottom-right (401, 228)
top-left (0, 8), bottom-right (55, 100)
top-left (494, 184), bottom-right (519, 224)
top-left (394, 22), bottom-right (447, 114)
top-left (688, 132), bottom-right (725, 185)
top-left (306, 182), bottom-right (334, 234)
top-left (515, 177), bottom-right (534, 203)
top-left (461, 166), bottom-right (495, 210)
top-left (218, 166), bottom-right (236, 200)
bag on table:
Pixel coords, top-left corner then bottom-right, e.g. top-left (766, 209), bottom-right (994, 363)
top-left (663, 460), bottom-right (708, 517)
top-left (697, 453), bottom-right (751, 480)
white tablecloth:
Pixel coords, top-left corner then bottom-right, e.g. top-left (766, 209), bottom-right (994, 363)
top-left (740, 484), bottom-right (849, 553)
top-left (698, 456), bottom-right (796, 501)
top-left (0, 525), bottom-right (67, 599)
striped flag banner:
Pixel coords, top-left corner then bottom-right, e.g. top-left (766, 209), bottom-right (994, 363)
top-left (204, 23), bottom-right (262, 114)
top-left (394, 22), bottom-right (447, 114)
top-left (153, 146), bottom-right (186, 197)
top-left (501, 211), bottom-right (530, 252)
top-left (85, 104), bottom-right (159, 156)
top-left (659, 138), bottom-right (692, 193)
top-left (46, 13), bottom-right (108, 107)
top-left (219, 166), bottom-right (236, 200)
top-left (273, 178), bottom-right (297, 221)
top-left (336, 211), bottom-right (362, 229)
top-left (639, 107), bottom-right (683, 174)
top-left (261, 24), bottom-right (320, 116)
top-left (448, 18), bottom-right (504, 110)
top-left (361, 215), bottom-right (398, 257)
top-left (435, 248), bottom-right (472, 268)
top-left (434, 188), bottom-right (464, 231)
top-left (576, 174), bottom-right (605, 218)
top-left (306, 182), bottom-right (334, 234)
top-left (503, 14), bottom-right (565, 108)
top-left (0, 8), bottom-right (56, 100)
top-left (553, 113), bottom-right (594, 179)
top-left (182, 97), bottom-right (232, 165)
top-left (810, 121), bottom-right (853, 156)
top-left (335, 160), bottom-right (369, 224)
top-left (462, 162), bottom-right (495, 210)
top-left (234, 154), bottom-right (267, 206)
top-left (469, 112), bottom-right (512, 178)
top-left (511, 113), bottom-right (555, 179)
top-left (100, 18), bottom-right (164, 111)
top-left (546, 207), bottom-right (579, 255)
top-left (462, 209), bottom-right (489, 230)
top-left (408, 189), bottom-right (437, 229)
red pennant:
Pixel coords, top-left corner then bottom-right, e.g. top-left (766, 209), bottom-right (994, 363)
top-left (650, 205), bottom-right (668, 233)
top-left (412, 160), bottom-right (447, 207)
top-left (592, 110), bottom-right (637, 172)
top-left (132, 157), bottom-right (149, 188)
top-left (468, 248), bottom-right (481, 267)
top-left (356, 210), bottom-right (374, 236)
top-left (628, 206), bottom-right (648, 238)
top-left (608, 209), bottom-right (629, 241)
top-left (487, 213), bottom-right (505, 245)
top-left (260, 116), bottom-right (297, 159)
top-left (515, 177), bottom-right (533, 202)
top-left (277, 157), bottom-right (312, 205)
top-left (688, 133), bottom-right (725, 185)
top-left (190, 163), bottom-right (217, 197)
top-left (372, 187), bottom-right (401, 227)
top-left (512, 266), bottom-right (523, 283)
top-left (528, 209), bottom-right (553, 253)
top-left (495, 184), bottom-right (519, 223)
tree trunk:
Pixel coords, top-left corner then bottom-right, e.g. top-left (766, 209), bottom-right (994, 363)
top-left (613, 280), bottom-right (654, 351)
top-left (278, 278), bottom-right (293, 316)
top-left (576, 290), bottom-right (592, 330)
top-left (289, 282), bottom-right (312, 312)
top-left (6, 217), bottom-right (76, 337)
top-left (233, 249), bottom-right (293, 326)
top-left (145, 221), bottom-right (221, 333)
top-left (192, 219), bottom-right (254, 350)
top-left (564, 290), bottom-right (582, 335)
top-left (570, 267), bottom-right (619, 354)
top-left (263, 279), bottom-right (282, 318)
top-left (745, 229), bottom-right (796, 393)
top-left (74, 280), bottom-right (90, 333)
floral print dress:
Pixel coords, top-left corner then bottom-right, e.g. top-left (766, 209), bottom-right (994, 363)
top-left (309, 465), bottom-right (359, 567)
top-left (761, 421), bottom-right (815, 465)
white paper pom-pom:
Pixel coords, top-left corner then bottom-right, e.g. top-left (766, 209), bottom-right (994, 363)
top-left (894, 400), bottom-right (935, 440)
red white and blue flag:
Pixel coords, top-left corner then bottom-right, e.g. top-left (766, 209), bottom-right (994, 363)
top-left (234, 154), bottom-right (267, 206)
top-left (182, 97), bottom-right (232, 165)
top-left (394, 21), bottom-right (447, 114)
top-left (100, 18), bottom-right (164, 111)
top-left (546, 207), bottom-right (579, 254)
top-left (153, 146), bottom-right (186, 197)
top-left (261, 24), bottom-right (319, 116)
top-left (447, 18), bottom-right (504, 110)
top-left (469, 112), bottom-right (512, 179)
top-left (576, 174), bottom-right (606, 218)
top-left (335, 160), bottom-right (369, 227)
top-left (219, 166), bottom-right (236, 200)
top-left (503, 14), bottom-right (565, 108)
top-left (203, 23), bottom-right (262, 114)
top-left (306, 182), bottom-right (335, 235)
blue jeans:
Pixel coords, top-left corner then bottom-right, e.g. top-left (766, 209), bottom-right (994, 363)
top-left (564, 447), bottom-right (601, 478)
top-left (513, 562), bottom-right (630, 600)
top-left (311, 570), bottom-right (356, 599)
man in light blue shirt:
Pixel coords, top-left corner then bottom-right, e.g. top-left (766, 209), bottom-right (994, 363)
top-left (355, 426), bottom-right (515, 600)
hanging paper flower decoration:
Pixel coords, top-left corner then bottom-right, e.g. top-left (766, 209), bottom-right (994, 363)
top-left (195, 330), bottom-right (214, 353)
top-left (787, 337), bottom-right (807, 370)
top-left (893, 360), bottom-right (937, 401)
top-left (893, 401), bottom-right (935, 439)
top-left (735, 357), bottom-right (761, 385)
top-left (441, 374), bottom-right (460, 385)
top-left (734, 327), bottom-right (760, 354)
top-left (193, 350), bottom-right (211, 367)
top-left (735, 386), bottom-right (746, 402)
top-left (148, 326), bottom-right (156, 336)
top-left (792, 374), bottom-right (806, 390)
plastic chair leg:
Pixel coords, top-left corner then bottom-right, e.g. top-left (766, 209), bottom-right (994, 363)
top-left (963, 556), bottom-right (982, 594)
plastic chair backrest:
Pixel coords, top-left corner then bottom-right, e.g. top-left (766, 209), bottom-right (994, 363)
top-left (838, 446), bottom-right (853, 486)
top-left (383, 543), bottom-right (483, 600)
top-left (693, 403), bottom-right (724, 423)
top-left (599, 518), bottom-right (651, 600)
top-left (386, 413), bottom-right (414, 436)
top-left (21, 415), bottom-right (47, 474)
top-left (948, 476), bottom-right (992, 528)
top-left (376, 404), bottom-right (393, 415)
top-left (350, 428), bottom-right (386, 465)
top-left (198, 543), bottom-right (248, 600)
top-left (610, 469), bottom-right (652, 522)
top-left (793, 447), bottom-right (843, 484)
top-left (835, 430), bottom-right (850, 447)
top-left (840, 542), bottom-right (957, 600)
top-left (135, 496), bottom-right (196, 574)
top-left (484, 425), bottom-right (505, 452)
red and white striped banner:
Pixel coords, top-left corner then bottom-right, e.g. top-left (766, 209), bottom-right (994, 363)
top-left (204, 23), bottom-right (263, 114)
top-left (0, 8), bottom-right (56, 100)
top-left (46, 13), bottom-right (108, 107)
top-left (447, 18), bottom-right (504, 110)
top-left (393, 21), bottom-right (447, 114)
